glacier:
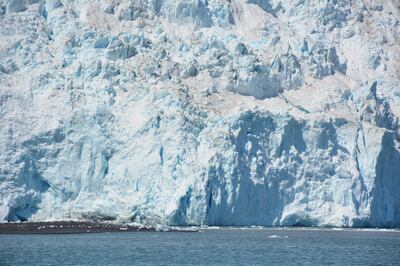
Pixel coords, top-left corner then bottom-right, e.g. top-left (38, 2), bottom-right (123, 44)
top-left (0, 0), bottom-right (399, 227)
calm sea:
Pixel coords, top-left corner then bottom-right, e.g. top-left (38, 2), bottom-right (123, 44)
top-left (1, 228), bottom-right (399, 265)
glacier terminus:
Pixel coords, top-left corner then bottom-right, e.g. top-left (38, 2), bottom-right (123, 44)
top-left (0, 0), bottom-right (399, 228)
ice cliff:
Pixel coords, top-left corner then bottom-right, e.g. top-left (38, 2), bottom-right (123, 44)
top-left (0, 0), bottom-right (399, 227)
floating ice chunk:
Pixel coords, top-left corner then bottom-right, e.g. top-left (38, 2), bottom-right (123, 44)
top-left (268, 235), bottom-right (288, 238)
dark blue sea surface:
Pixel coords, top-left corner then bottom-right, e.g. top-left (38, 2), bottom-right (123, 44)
top-left (1, 228), bottom-right (400, 265)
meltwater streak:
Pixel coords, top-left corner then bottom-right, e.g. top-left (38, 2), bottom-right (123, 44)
top-left (1, 228), bottom-right (399, 265)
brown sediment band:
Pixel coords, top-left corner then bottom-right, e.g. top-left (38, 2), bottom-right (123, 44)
top-left (0, 221), bottom-right (158, 234)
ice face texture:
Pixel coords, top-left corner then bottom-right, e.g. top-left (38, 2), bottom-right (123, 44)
top-left (0, 0), bottom-right (399, 227)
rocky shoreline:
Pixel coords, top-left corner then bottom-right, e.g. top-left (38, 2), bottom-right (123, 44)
top-left (0, 221), bottom-right (163, 234)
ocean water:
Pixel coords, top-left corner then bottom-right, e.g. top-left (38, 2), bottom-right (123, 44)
top-left (1, 228), bottom-right (399, 265)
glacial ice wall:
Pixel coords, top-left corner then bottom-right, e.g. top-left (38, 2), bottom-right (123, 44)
top-left (0, 0), bottom-right (399, 227)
